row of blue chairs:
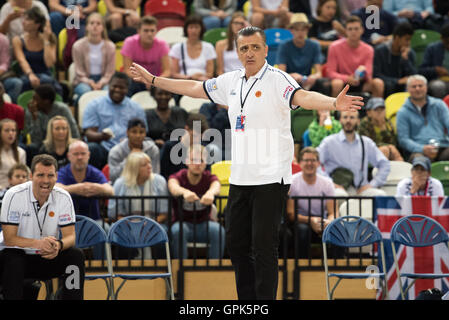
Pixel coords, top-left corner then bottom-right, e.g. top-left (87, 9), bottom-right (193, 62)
top-left (76, 215), bottom-right (174, 300)
top-left (323, 215), bottom-right (449, 300)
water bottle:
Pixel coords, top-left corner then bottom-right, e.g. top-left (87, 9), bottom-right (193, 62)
top-left (324, 116), bottom-right (332, 130)
top-left (429, 139), bottom-right (440, 149)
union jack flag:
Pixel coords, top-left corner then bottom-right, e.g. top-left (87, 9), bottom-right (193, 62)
top-left (374, 196), bottom-right (449, 300)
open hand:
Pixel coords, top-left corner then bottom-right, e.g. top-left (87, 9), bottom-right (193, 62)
top-left (335, 84), bottom-right (364, 112)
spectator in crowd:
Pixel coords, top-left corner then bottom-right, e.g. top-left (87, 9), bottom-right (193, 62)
top-left (104, 0), bottom-right (140, 31)
top-left (160, 112), bottom-right (218, 180)
top-left (170, 15), bottom-right (216, 82)
top-left (3, 6), bottom-right (62, 104)
top-left (358, 97), bottom-right (403, 161)
top-left (373, 21), bottom-right (416, 97)
top-left (108, 117), bottom-right (160, 184)
top-left (72, 12), bottom-right (116, 106)
top-left (418, 23), bottom-right (449, 99)
top-left (145, 86), bottom-right (188, 149)
top-left (48, 0), bottom-right (97, 37)
top-left (168, 144), bottom-right (224, 259)
top-left (0, 32), bottom-right (10, 77)
top-left (0, 0), bottom-right (50, 40)
top-left (435, 0), bottom-right (449, 23)
top-left (108, 151), bottom-right (168, 222)
top-left (0, 154), bottom-right (85, 300)
top-left (307, 109), bottom-right (341, 147)
top-left (383, 0), bottom-right (435, 29)
top-left (249, 0), bottom-right (292, 29)
top-left (289, 0), bottom-right (312, 16)
top-left (317, 110), bottom-right (390, 197)
top-left (215, 11), bottom-right (246, 75)
top-left (287, 147), bottom-right (337, 258)
top-left (38, 115), bottom-right (75, 169)
top-left (309, 0), bottom-right (346, 58)
top-left (326, 15), bottom-right (384, 98)
top-left (0, 82), bottom-right (25, 133)
top-left (396, 74), bottom-right (449, 162)
top-left (0, 162), bottom-right (30, 198)
top-left (82, 72), bottom-right (146, 170)
top-left (0, 118), bottom-right (26, 190)
top-left (199, 102), bottom-right (231, 160)
top-left (121, 15), bottom-right (170, 96)
top-left (352, 0), bottom-right (398, 46)
top-left (396, 155), bottom-right (444, 196)
top-left (24, 84), bottom-right (79, 164)
top-left (277, 13), bottom-right (329, 94)
top-left (338, 0), bottom-right (366, 22)
top-left (56, 140), bottom-right (113, 259)
top-left (193, 0), bottom-right (237, 30)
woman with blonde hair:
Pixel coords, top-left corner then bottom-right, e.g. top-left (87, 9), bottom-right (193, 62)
top-left (0, 119), bottom-right (26, 190)
top-left (108, 152), bottom-right (169, 224)
top-left (38, 115), bottom-right (75, 169)
top-left (215, 11), bottom-right (247, 75)
top-left (72, 12), bottom-right (116, 105)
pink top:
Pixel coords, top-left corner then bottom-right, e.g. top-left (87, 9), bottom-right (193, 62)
top-left (121, 34), bottom-right (169, 76)
top-left (326, 38), bottom-right (374, 82)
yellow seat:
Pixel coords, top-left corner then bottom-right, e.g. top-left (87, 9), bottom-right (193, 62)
top-left (243, 1), bottom-right (250, 17)
top-left (385, 92), bottom-right (410, 131)
top-left (98, 0), bottom-right (107, 16)
top-left (211, 160), bottom-right (231, 213)
top-left (115, 41), bottom-right (124, 71)
top-left (58, 28), bottom-right (67, 65)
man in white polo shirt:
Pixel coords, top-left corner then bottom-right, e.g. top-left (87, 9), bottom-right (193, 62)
top-left (129, 26), bottom-right (363, 300)
top-left (0, 154), bottom-right (85, 300)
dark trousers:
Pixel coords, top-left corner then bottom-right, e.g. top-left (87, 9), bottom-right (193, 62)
top-left (0, 248), bottom-right (85, 300)
top-left (225, 182), bottom-right (289, 300)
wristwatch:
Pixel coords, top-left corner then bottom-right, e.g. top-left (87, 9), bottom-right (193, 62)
top-left (57, 239), bottom-right (64, 253)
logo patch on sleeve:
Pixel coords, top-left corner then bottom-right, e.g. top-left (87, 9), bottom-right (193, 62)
top-left (283, 86), bottom-right (294, 100)
top-left (8, 211), bottom-right (20, 223)
top-left (206, 79), bottom-right (218, 92)
top-left (59, 213), bottom-right (72, 223)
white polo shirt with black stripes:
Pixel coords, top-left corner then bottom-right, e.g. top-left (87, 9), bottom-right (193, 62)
top-left (203, 61), bottom-right (302, 186)
top-left (0, 181), bottom-right (75, 239)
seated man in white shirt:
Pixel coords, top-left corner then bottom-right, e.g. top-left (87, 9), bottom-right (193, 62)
top-left (396, 156), bottom-right (444, 196)
top-left (286, 147), bottom-right (339, 258)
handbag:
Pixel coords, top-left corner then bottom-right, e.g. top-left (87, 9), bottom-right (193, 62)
top-left (330, 134), bottom-right (365, 189)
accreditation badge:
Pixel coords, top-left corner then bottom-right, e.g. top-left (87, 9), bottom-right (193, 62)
top-left (235, 115), bottom-right (246, 132)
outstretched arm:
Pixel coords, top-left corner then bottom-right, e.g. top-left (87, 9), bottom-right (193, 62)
top-left (129, 63), bottom-right (209, 99)
top-left (292, 84), bottom-right (363, 112)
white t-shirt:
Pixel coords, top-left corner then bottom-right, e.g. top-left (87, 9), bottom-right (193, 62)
top-left (169, 41), bottom-right (217, 76)
top-left (88, 41), bottom-right (104, 76)
top-left (396, 177), bottom-right (444, 197)
top-left (223, 47), bottom-right (243, 73)
top-left (203, 61), bottom-right (301, 185)
top-left (0, 147), bottom-right (26, 190)
top-left (0, 181), bottom-right (75, 240)
top-left (0, 1), bottom-right (50, 40)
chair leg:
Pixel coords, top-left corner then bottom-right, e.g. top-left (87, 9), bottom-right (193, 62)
top-left (329, 278), bottom-right (342, 300)
top-left (403, 278), bottom-right (416, 299)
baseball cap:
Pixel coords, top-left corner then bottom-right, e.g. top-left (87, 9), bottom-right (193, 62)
top-left (366, 97), bottom-right (385, 110)
top-left (288, 13), bottom-right (311, 28)
top-left (412, 156), bottom-right (431, 172)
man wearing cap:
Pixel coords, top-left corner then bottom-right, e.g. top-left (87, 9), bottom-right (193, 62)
top-left (129, 26), bottom-right (363, 300)
top-left (396, 156), bottom-right (444, 196)
top-left (396, 74), bottom-right (449, 162)
top-left (277, 13), bottom-right (330, 94)
top-left (359, 97), bottom-right (403, 161)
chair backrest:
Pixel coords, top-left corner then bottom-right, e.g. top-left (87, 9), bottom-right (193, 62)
top-left (130, 90), bottom-right (176, 110)
top-left (372, 161), bottom-right (412, 183)
top-left (179, 95), bottom-right (210, 112)
top-left (68, 62), bottom-right (76, 84)
top-left (108, 215), bottom-right (168, 248)
top-left (58, 28), bottom-right (68, 65)
top-left (97, 0), bottom-right (107, 16)
top-left (78, 90), bottom-right (108, 126)
top-left (338, 199), bottom-right (373, 221)
top-left (75, 215), bottom-right (108, 248)
top-left (291, 108), bottom-right (315, 143)
top-left (265, 28), bottom-right (293, 47)
top-left (155, 26), bottom-right (186, 47)
top-left (322, 216), bottom-right (383, 247)
top-left (385, 92), bottom-right (410, 131)
top-left (431, 161), bottom-right (449, 181)
top-left (390, 215), bottom-right (449, 247)
top-left (2, 93), bottom-right (12, 103)
top-left (411, 29), bottom-right (441, 50)
top-left (203, 27), bottom-right (227, 46)
top-left (17, 90), bottom-right (63, 109)
top-left (145, 0), bottom-right (186, 17)
top-left (211, 160), bottom-right (231, 185)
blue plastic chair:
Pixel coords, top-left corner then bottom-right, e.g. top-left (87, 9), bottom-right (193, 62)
top-left (322, 216), bottom-right (388, 300)
top-left (390, 214), bottom-right (449, 300)
top-left (265, 28), bottom-right (292, 65)
top-left (75, 215), bottom-right (114, 300)
top-left (107, 216), bottom-right (175, 300)
top-left (302, 129), bottom-right (311, 147)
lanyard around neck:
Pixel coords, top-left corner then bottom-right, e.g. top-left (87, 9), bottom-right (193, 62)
top-left (239, 77), bottom-right (258, 115)
top-left (33, 201), bottom-right (49, 237)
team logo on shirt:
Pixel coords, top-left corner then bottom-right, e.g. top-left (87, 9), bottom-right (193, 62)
top-left (283, 86), bottom-right (294, 100)
top-left (48, 211), bottom-right (55, 217)
top-left (255, 91), bottom-right (262, 98)
top-left (8, 211), bottom-right (20, 223)
top-left (206, 79), bottom-right (218, 92)
top-left (59, 213), bottom-right (72, 223)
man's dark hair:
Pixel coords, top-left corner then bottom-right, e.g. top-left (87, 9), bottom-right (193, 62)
top-left (110, 71), bottom-right (130, 87)
top-left (345, 15), bottom-right (363, 28)
top-left (442, 23), bottom-right (449, 38)
top-left (31, 154), bottom-right (58, 174)
top-left (183, 14), bottom-right (206, 39)
top-left (237, 26), bottom-right (266, 44)
top-left (127, 118), bottom-right (146, 130)
top-left (34, 84), bottom-right (56, 103)
top-left (186, 112), bottom-right (209, 134)
top-left (393, 22), bottom-right (414, 37)
top-left (138, 15), bottom-right (158, 29)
